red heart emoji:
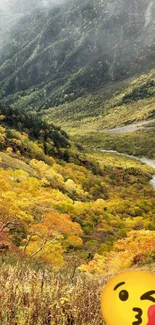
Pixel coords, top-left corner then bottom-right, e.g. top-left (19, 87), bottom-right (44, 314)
top-left (147, 305), bottom-right (155, 325)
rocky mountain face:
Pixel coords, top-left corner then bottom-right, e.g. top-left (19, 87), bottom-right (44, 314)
top-left (0, 0), bottom-right (155, 110)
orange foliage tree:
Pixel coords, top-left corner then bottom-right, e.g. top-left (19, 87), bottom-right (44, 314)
top-left (22, 211), bottom-right (83, 266)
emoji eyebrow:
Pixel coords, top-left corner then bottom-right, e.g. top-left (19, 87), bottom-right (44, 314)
top-left (114, 282), bottom-right (125, 291)
top-left (140, 290), bottom-right (155, 302)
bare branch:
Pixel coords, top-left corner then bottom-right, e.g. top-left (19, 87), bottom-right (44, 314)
top-left (30, 235), bottom-right (59, 258)
top-left (0, 221), bottom-right (19, 234)
top-left (23, 232), bottom-right (36, 254)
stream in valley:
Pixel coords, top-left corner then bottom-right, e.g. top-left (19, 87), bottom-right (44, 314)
top-left (100, 149), bottom-right (155, 189)
top-left (101, 119), bottom-right (155, 189)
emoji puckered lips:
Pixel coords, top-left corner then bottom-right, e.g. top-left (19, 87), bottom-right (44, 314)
top-left (147, 305), bottom-right (155, 325)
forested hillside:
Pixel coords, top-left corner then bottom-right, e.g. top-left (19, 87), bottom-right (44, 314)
top-left (0, 101), bottom-right (155, 323)
top-left (2, 0), bottom-right (155, 161)
top-left (0, 102), bottom-right (155, 271)
top-left (1, 0), bottom-right (155, 111)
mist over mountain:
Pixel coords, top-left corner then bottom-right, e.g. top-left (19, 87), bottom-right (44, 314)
top-left (1, 0), bottom-right (155, 110)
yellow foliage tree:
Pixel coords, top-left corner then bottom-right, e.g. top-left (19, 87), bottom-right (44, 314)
top-left (80, 230), bottom-right (155, 275)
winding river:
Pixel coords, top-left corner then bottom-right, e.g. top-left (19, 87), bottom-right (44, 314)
top-left (100, 149), bottom-right (155, 189)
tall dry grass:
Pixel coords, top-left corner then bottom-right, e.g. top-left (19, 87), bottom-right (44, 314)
top-left (0, 262), bottom-right (106, 325)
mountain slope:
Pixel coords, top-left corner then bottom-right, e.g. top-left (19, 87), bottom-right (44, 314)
top-left (0, 102), bottom-right (155, 271)
top-left (1, 0), bottom-right (155, 111)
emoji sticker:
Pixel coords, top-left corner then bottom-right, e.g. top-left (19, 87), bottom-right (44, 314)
top-left (101, 270), bottom-right (155, 325)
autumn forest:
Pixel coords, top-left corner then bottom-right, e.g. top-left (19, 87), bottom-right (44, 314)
top-left (0, 100), bottom-right (155, 323)
top-left (1, 0), bottom-right (155, 323)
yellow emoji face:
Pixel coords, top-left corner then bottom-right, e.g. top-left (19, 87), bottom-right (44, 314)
top-left (101, 270), bottom-right (155, 325)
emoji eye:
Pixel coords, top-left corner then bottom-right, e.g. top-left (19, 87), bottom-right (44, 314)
top-left (140, 290), bottom-right (155, 302)
top-left (119, 290), bottom-right (129, 301)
